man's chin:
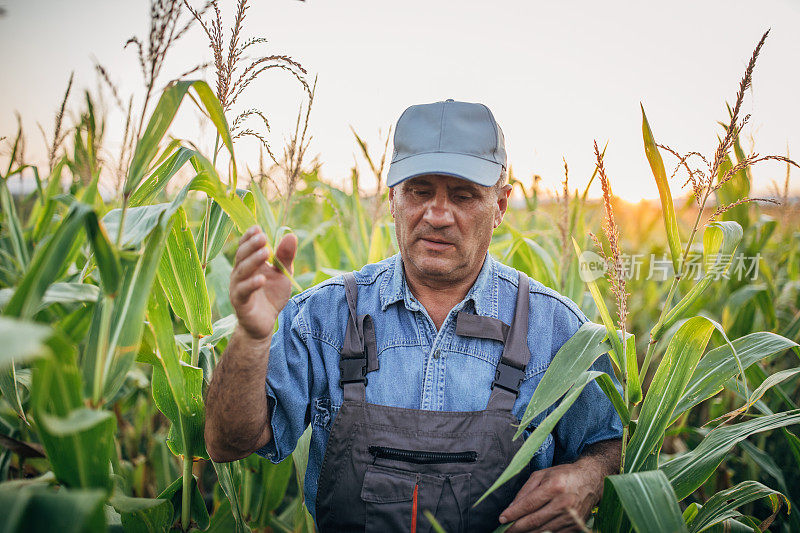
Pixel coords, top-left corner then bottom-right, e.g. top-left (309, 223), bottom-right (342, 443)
top-left (410, 255), bottom-right (461, 279)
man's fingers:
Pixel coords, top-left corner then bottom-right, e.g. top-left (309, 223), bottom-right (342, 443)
top-left (235, 227), bottom-right (266, 265)
top-left (232, 273), bottom-right (266, 305)
top-left (500, 472), bottom-right (546, 523)
top-left (528, 512), bottom-right (575, 533)
top-left (504, 501), bottom-right (561, 533)
top-left (232, 246), bottom-right (268, 283)
top-left (272, 233), bottom-right (298, 275)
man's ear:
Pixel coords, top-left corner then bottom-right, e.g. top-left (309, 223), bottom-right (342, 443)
top-left (494, 184), bottom-right (512, 227)
top-left (388, 187), bottom-right (395, 218)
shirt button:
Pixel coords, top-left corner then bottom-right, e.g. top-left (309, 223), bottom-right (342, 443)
top-left (433, 349), bottom-right (441, 359)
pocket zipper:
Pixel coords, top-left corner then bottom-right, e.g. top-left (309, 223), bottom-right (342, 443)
top-left (369, 445), bottom-right (478, 464)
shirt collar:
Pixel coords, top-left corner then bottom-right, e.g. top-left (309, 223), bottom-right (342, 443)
top-left (380, 251), bottom-right (498, 318)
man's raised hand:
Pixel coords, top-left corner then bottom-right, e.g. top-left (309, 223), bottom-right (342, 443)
top-left (229, 225), bottom-right (298, 342)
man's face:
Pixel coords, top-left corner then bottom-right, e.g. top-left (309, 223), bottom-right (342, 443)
top-left (389, 174), bottom-right (510, 284)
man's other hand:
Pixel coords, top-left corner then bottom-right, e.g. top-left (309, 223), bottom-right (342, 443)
top-left (498, 439), bottom-right (621, 532)
top-left (230, 225), bottom-right (297, 342)
top-left (498, 461), bottom-right (601, 532)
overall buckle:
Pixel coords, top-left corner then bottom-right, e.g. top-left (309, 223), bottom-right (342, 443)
top-left (339, 357), bottom-right (368, 388)
top-left (492, 359), bottom-right (525, 396)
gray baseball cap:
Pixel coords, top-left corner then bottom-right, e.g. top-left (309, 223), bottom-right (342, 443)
top-left (386, 99), bottom-right (507, 188)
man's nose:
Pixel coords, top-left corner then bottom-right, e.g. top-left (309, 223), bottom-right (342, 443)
top-left (422, 190), bottom-right (455, 228)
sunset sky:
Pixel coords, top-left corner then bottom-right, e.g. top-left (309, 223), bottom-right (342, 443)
top-left (1, 0), bottom-right (799, 202)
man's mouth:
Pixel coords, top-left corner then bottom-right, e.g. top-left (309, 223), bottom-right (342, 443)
top-left (420, 237), bottom-right (454, 248)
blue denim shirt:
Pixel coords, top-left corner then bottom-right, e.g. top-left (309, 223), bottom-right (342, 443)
top-left (255, 252), bottom-right (623, 522)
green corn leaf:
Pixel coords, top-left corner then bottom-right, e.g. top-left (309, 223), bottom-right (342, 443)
top-left (596, 372), bottom-right (631, 426)
top-left (0, 177), bottom-right (30, 270)
top-left (259, 458), bottom-right (294, 516)
top-left (151, 361), bottom-right (208, 461)
top-left (516, 321), bottom-right (610, 438)
top-left (688, 481), bottom-right (788, 533)
top-left (511, 231), bottom-right (559, 290)
top-left (0, 485), bottom-right (107, 533)
top-left (95, 209), bottom-right (174, 404)
top-left (146, 279), bottom-right (189, 415)
top-left (641, 105), bottom-right (682, 275)
top-left (0, 317), bottom-right (52, 371)
top-left (84, 210), bottom-right (122, 295)
top-left (610, 332), bottom-right (641, 405)
top-left (195, 189), bottom-right (252, 267)
top-left (0, 282), bottom-right (100, 312)
top-left (126, 80), bottom-right (235, 196)
top-left (187, 157), bottom-right (257, 233)
top-left (0, 317), bottom-right (52, 423)
top-left (212, 461), bottom-right (251, 533)
top-left (597, 470), bottom-right (687, 533)
top-left (711, 367), bottom-right (800, 424)
top-left (109, 488), bottom-right (173, 533)
top-left (35, 407), bottom-right (115, 491)
top-left (157, 207), bottom-right (212, 337)
top-left (572, 238), bottom-right (626, 371)
top-left (157, 475), bottom-right (210, 531)
top-left (476, 370), bottom-right (604, 506)
top-left (653, 221), bottom-right (743, 341)
top-left (31, 158), bottom-right (67, 243)
top-left (672, 332), bottom-right (798, 423)
top-left (129, 145), bottom-right (195, 207)
top-left (625, 316), bottom-right (715, 473)
top-left (4, 202), bottom-right (93, 319)
top-left (662, 409), bottom-right (800, 500)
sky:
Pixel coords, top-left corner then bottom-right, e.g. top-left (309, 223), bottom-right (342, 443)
top-left (1, 0), bottom-right (799, 202)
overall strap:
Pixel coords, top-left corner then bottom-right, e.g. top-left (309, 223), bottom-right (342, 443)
top-left (340, 272), bottom-right (379, 402)
top-left (486, 272), bottom-right (531, 411)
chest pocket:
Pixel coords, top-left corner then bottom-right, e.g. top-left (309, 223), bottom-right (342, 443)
top-left (360, 464), bottom-right (471, 533)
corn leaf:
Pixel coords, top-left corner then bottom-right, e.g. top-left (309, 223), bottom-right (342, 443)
top-left (129, 146), bottom-right (196, 207)
top-left (157, 475), bottom-right (210, 531)
top-left (0, 177), bottom-right (30, 270)
top-left (126, 80), bottom-right (235, 196)
top-left (146, 280), bottom-right (189, 415)
top-left (212, 461), bottom-right (251, 533)
top-left (688, 481), bottom-right (788, 533)
top-left (597, 470), bottom-right (687, 533)
top-left (0, 485), bottom-right (107, 533)
top-left (108, 487), bottom-right (173, 533)
top-left (662, 409), bottom-right (800, 500)
top-left (572, 238), bottom-right (626, 371)
top-left (151, 360), bottom-right (208, 460)
top-left (515, 321), bottom-right (610, 439)
top-left (653, 221), bottom-right (743, 341)
top-left (476, 370), bottom-right (604, 506)
top-left (672, 332), bottom-right (798, 423)
top-left (641, 105), bottom-right (682, 274)
top-left (96, 210), bottom-right (174, 404)
top-left (157, 207), bottom-right (212, 337)
top-left (625, 316), bottom-right (715, 472)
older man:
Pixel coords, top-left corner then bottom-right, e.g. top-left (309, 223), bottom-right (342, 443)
top-left (205, 99), bottom-right (623, 532)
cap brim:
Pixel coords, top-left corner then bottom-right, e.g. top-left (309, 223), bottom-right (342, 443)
top-left (386, 152), bottom-right (502, 187)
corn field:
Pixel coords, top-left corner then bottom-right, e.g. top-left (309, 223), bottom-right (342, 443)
top-left (1, 6), bottom-right (799, 532)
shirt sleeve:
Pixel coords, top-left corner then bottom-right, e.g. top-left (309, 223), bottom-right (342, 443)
top-left (552, 307), bottom-right (624, 465)
top-left (254, 298), bottom-right (313, 464)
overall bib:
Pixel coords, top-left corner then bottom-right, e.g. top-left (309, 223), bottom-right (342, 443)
top-left (314, 271), bottom-right (535, 533)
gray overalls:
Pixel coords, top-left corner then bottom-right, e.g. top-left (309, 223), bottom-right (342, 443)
top-left (314, 271), bottom-right (535, 532)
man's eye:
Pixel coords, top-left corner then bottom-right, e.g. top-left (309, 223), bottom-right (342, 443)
top-left (455, 195), bottom-right (472, 201)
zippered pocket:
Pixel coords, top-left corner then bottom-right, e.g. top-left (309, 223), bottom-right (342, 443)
top-left (368, 445), bottom-right (478, 464)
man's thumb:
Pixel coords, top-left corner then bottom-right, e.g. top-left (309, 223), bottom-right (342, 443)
top-left (273, 233), bottom-right (298, 275)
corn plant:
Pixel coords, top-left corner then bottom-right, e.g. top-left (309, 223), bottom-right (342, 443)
top-left (478, 31), bottom-right (800, 533)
